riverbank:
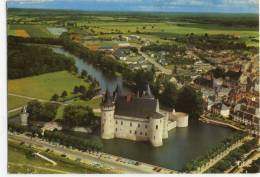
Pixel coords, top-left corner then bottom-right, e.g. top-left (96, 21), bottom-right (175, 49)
top-left (199, 116), bottom-right (243, 131)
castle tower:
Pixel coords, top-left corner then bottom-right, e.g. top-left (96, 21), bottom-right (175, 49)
top-left (149, 117), bottom-right (163, 147)
top-left (20, 106), bottom-right (29, 126)
top-left (101, 89), bottom-right (115, 139)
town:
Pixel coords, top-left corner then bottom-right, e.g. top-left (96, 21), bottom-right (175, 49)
top-left (6, 2), bottom-right (260, 174)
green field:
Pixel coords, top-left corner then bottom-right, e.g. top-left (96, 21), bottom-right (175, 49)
top-left (8, 95), bottom-right (31, 111)
top-left (8, 141), bottom-right (96, 174)
top-left (8, 24), bottom-right (55, 38)
top-left (8, 71), bottom-right (90, 100)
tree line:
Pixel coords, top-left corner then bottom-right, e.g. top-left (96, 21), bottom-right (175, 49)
top-left (207, 138), bottom-right (258, 173)
top-left (43, 130), bottom-right (103, 150)
top-left (182, 132), bottom-right (247, 172)
top-left (8, 39), bottom-right (76, 79)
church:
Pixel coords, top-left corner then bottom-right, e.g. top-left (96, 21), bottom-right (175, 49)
top-left (100, 85), bottom-right (189, 147)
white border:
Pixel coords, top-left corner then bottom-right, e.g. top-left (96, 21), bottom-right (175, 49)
top-left (0, 0), bottom-right (7, 176)
top-left (1, 1), bottom-right (259, 177)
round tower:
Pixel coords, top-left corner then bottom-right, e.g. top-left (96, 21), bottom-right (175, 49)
top-left (20, 106), bottom-right (29, 126)
top-left (149, 117), bottom-right (163, 147)
top-left (172, 109), bottom-right (189, 128)
top-left (101, 90), bottom-right (115, 139)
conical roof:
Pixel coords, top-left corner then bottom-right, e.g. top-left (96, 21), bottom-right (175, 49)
top-left (102, 89), bottom-right (114, 107)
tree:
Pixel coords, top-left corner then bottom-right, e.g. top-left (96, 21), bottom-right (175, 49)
top-left (61, 90), bottom-right (68, 98)
top-left (81, 70), bottom-right (87, 78)
top-left (63, 105), bottom-right (95, 127)
top-left (27, 100), bottom-right (59, 122)
top-left (175, 86), bottom-right (204, 119)
top-left (79, 85), bottom-right (86, 94)
top-left (73, 86), bottom-right (80, 94)
top-left (41, 103), bottom-right (59, 122)
top-left (160, 81), bottom-right (178, 107)
top-left (27, 100), bottom-right (44, 121)
top-left (51, 93), bottom-right (59, 101)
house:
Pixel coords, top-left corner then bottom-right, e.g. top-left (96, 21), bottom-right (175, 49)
top-left (113, 48), bottom-right (130, 61)
top-left (211, 103), bottom-right (230, 118)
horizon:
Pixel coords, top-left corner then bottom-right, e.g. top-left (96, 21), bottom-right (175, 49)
top-left (7, 0), bottom-right (259, 14)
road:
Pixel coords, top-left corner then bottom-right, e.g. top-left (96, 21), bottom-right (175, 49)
top-left (137, 48), bottom-right (172, 75)
top-left (8, 93), bottom-right (100, 113)
top-left (8, 133), bottom-right (174, 174)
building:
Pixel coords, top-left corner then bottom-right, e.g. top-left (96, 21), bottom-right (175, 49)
top-left (113, 48), bottom-right (130, 61)
top-left (100, 85), bottom-right (189, 147)
top-left (20, 106), bottom-right (29, 126)
top-left (211, 103), bottom-right (230, 118)
top-left (231, 97), bottom-right (260, 136)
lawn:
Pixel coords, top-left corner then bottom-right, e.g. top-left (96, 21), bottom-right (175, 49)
top-left (8, 24), bottom-right (55, 38)
top-left (8, 71), bottom-right (90, 100)
top-left (8, 141), bottom-right (96, 174)
top-left (8, 95), bottom-right (31, 111)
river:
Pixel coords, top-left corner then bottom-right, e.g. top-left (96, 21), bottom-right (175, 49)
top-left (51, 45), bottom-right (236, 171)
top-left (51, 46), bottom-right (128, 94)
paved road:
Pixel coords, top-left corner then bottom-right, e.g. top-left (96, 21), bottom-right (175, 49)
top-left (137, 48), bottom-right (172, 75)
top-left (8, 134), bottom-right (161, 174)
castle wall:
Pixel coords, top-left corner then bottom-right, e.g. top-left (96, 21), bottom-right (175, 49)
top-left (168, 120), bottom-right (177, 131)
top-left (114, 115), bottom-right (149, 141)
top-left (162, 113), bottom-right (169, 139)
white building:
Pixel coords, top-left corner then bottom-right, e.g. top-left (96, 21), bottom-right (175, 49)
top-left (101, 85), bottom-right (189, 147)
top-left (20, 106), bottom-right (29, 126)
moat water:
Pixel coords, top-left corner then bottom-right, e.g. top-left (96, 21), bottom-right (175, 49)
top-left (51, 46), bottom-right (236, 171)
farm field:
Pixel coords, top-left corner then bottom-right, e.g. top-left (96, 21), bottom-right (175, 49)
top-left (8, 141), bottom-right (96, 174)
top-left (8, 24), bottom-right (55, 38)
top-left (8, 71), bottom-right (90, 100)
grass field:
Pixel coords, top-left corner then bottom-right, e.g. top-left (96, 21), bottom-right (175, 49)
top-left (8, 24), bottom-right (55, 38)
top-left (8, 71), bottom-right (90, 100)
top-left (8, 141), bottom-right (96, 174)
top-left (8, 95), bottom-right (31, 111)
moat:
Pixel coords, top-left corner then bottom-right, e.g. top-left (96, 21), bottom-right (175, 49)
top-left (51, 46), bottom-right (236, 171)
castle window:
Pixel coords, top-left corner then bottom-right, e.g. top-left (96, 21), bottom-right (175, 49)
top-left (140, 132), bottom-right (142, 135)
top-left (156, 125), bottom-right (158, 129)
top-left (130, 130), bottom-right (132, 134)
top-left (138, 124), bottom-right (140, 128)
top-left (145, 132), bottom-right (147, 136)
top-left (116, 120), bottom-right (117, 124)
top-left (121, 121), bottom-right (123, 125)
top-left (145, 125), bottom-right (147, 128)
top-left (130, 122), bottom-right (132, 126)
top-left (116, 128), bottom-right (117, 132)
top-left (135, 131), bottom-right (137, 134)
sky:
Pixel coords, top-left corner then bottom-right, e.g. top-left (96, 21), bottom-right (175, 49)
top-left (7, 0), bottom-right (259, 13)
